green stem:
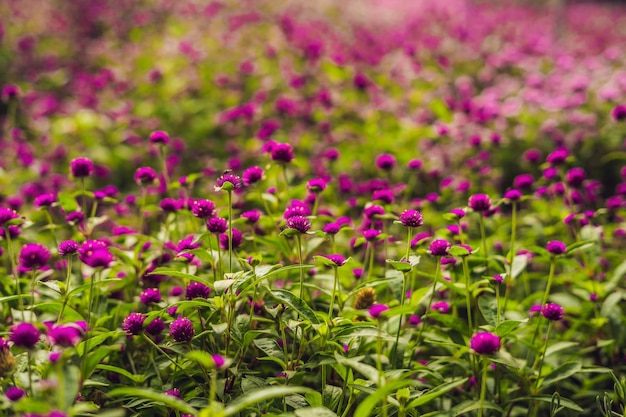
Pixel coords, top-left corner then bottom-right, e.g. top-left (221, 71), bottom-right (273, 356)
top-left (58, 256), bottom-right (73, 323)
top-left (328, 266), bottom-right (338, 319)
top-left (463, 257), bottom-right (473, 337)
top-left (541, 257), bottom-right (556, 307)
top-left (376, 320), bottom-right (388, 417)
top-left (405, 227), bottom-right (413, 261)
top-left (417, 259), bottom-right (441, 344)
top-left (6, 230), bottom-right (25, 321)
top-left (227, 190), bottom-right (233, 274)
top-left (534, 320), bottom-right (553, 391)
top-left (479, 357), bottom-right (488, 417)
top-left (503, 202), bottom-right (517, 314)
top-left (479, 214), bottom-right (488, 271)
top-left (391, 272), bottom-right (408, 366)
top-left (296, 235), bottom-right (305, 301)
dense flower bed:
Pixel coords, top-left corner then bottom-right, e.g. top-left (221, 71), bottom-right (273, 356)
top-left (0, 1), bottom-right (626, 416)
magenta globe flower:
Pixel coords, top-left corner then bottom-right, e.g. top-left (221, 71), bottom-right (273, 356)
top-left (18, 243), bottom-right (50, 271)
top-left (546, 240), bottom-right (567, 255)
top-left (399, 209), bottom-right (423, 228)
top-left (122, 312), bottom-right (146, 336)
top-left (286, 215), bottom-right (311, 234)
top-left (9, 322), bottom-right (40, 349)
top-left (470, 332), bottom-right (500, 355)
top-left (369, 303), bottom-right (389, 319)
top-left (468, 194), bottom-right (491, 212)
top-left (149, 130), bottom-right (170, 145)
top-left (541, 303), bottom-right (564, 321)
top-left (134, 167), bottom-right (157, 185)
top-left (429, 239), bottom-right (451, 257)
top-left (70, 157), bottom-right (94, 178)
top-left (170, 316), bottom-right (194, 342)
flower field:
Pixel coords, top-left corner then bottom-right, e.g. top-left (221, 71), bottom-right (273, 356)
top-left (1, 0), bottom-right (626, 416)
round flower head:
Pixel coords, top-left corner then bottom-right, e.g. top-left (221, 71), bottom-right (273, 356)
top-left (145, 317), bottom-right (165, 336)
top-left (140, 288), bottom-right (162, 305)
top-left (58, 240), bottom-right (79, 256)
top-left (286, 215), bottom-right (311, 234)
top-left (514, 173), bottom-right (534, 190)
top-left (546, 240), bottom-right (567, 255)
top-left (207, 217), bottom-right (228, 233)
top-left (242, 166), bottom-right (264, 186)
top-left (399, 209), bottom-right (423, 227)
top-left (134, 167), bottom-right (157, 185)
top-left (47, 324), bottom-right (81, 347)
top-left (241, 210), bottom-right (261, 224)
top-left (149, 130), bottom-right (170, 145)
top-left (612, 104), bottom-right (626, 122)
top-left (166, 388), bottom-right (181, 398)
top-left (9, 322), bottom-right (40, 349)
top-left (34, 193), bottom-right (56, 208)
top-left (219, 228), bottom-right (243, 250)
top-left (369, 303), bottom-right (389, 319)
top-left (429, 239), bottom-right (451, 257)
top-left (503, 189), bottom-right (522, 202)
top-left (212, 353), bottom-right (226, 369)
top-left (323, 222), bottom-right (341, 235)
top-left (185, 282), bottom-right (211, 300)
top-left (82, 248), bottom-right (114, 268)
top-left (468, 194), bottom-right (491, 212)
top-left (324, 254), bottom-right (346, 267)
top-left (216, 173), bottom-right (243, 191)
top-left (375, 153), bottom-right (396, 171)
top-left (122, 312), bottom-right (145, 336)
top-left (0, 207), bottom-right (19, 226)
top-left (271, 143), bottom-right (295, 163)
top-left (18, 243), bottom-right (50, 271)
top-left (307, 178), bottom-right (327, 193)
top-left (190, 199), bottom-right (216, 219)
top-left (70, 157), bottom-right (94, 178)
top-left (541, 303), bottom-right (564, 321)
top-left (431, 301), bottom-right (450, 313)
top-left (1, 84), bottom-right (20, 101)
top-left (470, 332), bottom-right (500, 355)
top-left (170, 316), bottom-right (194, 342)
top-left (160, 198), bottom-right (181, 213)
top-left (565, 167), bottom-right (585, 187)
top-left (408, 159), bottom-right (423, 170)
top-left (546, 148), bottom-right (568, 165)
top-left (5, 386), bottom-right (25, 402)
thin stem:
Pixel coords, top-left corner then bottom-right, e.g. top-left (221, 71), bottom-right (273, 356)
top-left (58, 256), bottom-right (73, 323)
top-left (143, 334), bottom-right (192, 377)
top-left (479, 214), bottom-right (488, 271)
top-left (405, 227), bottom-right (413, 261)
top-left (534, 320), bottom-right (553, 390)
top-left (503, 202), bottom-right (517, 314)
top-left (227, 190), bottom-right (233, 274)
top-left (391, 272), bottom-right (408, 366)
top-left (6, 230), bottom-right (25, 321)
top-left (296, 235), bottom-right (305, 301)
top-left (541, 257), bottom-right (556, 307)
top-left (328, 266), bottom-right (338, 319)
top-left (463, 257), bottom-right (473, 337)
top-left (27, 350), bottom-right (34, 396)
top-left (375, 320), bottom-right (388, 417)
top-left (479, 357), bottom-right (488, 417)
top-left (417, 259), bottom-right (441, 344)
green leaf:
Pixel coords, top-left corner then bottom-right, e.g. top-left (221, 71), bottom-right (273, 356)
top-left (254, 338), bottom-right (286, 361)
top-left (270, 288), bottom-right (320, 324)
top-left (407, 378), bottom-right (468, 409)
top-left (510, 255), bottom-right (528, 279)
top-left (451, 400), bottom-right (503, 416)
top-left (495, 319), bottom-right (527, 337)
top-left (334, 352), bottom-right (379, 383)
top-left (478, 296), bottom-right (498, 327)
top-left (511, 395), bottom-right (582, 412)
top-left (186, 350), bottom-right (216, 369)
top-left (448, 246), bottom-right (470, 257)
top-left (566, 240), bottom-right (596, 255)
top-left (34, 302), bottom-right (84, 323)
top-left (295, 407), bottom-right (338, 417)
top-left (540, 361), bottom-right (582, 389)
top-left (148, 267), bottom-right (205, 284)
top-left (354, 379), bottom-right (417, 417)
top-left (224, 386), bottom-right (314, 416)
top-left (96, 364), bottom-right (145, 384)
top-left (386, 259), bottom-right (412, 272)
top-left (108, 387), bottom-right (197, 415)
top-left (57, 191), bottom-right (79, 213)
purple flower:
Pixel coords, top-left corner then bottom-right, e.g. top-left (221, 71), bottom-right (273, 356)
top-left (34, 193), bottom-right (56, 208)
top-left (241, 210), bottom-right (261, 224)
top-left (286, 216), bottom-right (311, 234)
top-left (468, 194), bottom-right (491, 212)
top-left (324, 254), bottom-right (346, 267)
top-left (565, 168), bottom-right (585, 187)
top-left (122, 312), bottom-right (145, 336)
top-left (364, 205), bottom-right (384, 219)
top-left (146, 317), bottom-right (165, 336)
top-left (166, 388), bottom-right (181, 398)
top-left (363, 229), bottom-right (381, 242)
top-left (47, 324), bottom-right (81, 347)
top-left (5, 386), bottom-right (25, 401)
top-left (429, 239), bottom-right (451, 257)
top-left (546, 148), bottom-right (569, 165)
top-left (219, 229), bottom-right (243, 250)
top-left (323, 222), bottom-right (341, 235)
top-left (369, 304), bottom-right (389, 319)
top-left (207, 217), bottom-right (228, 233)
top-left (514, 174), bottom-right (534, 190)
top-left (18, 243), bottom-right (50, 271)
top-left (431, 301), bottom-right (450, 313)
top-left (134, 167), bottom-right (157, 185)
top-left (58, 240), bottom-right (79, 256)
top-left (0, 207), bottom-right (19, 226)
top-left (212, 353), bottom-right (226, 369)
top-left (470, 332), bottom-right (500, 355)
top-left (271, 143), bottom-right (295, 163)
top-left (216, 173), bottom-right (243, 190)
top-left (190, 199), bottom-right (216, 219)
top-left (612, 104), bottom-right (626, 122)
top-left (140, 288), bottom-right (162, 305)
top-left (70, 157), bottom-right (94, 178)
top-left (170, 316), bottom-right (194, 342)
top-left (546, 240), bottom-right (567, 255)
top-left (160, 198), bottom-right (181, 212)
top-left (9, 322), bottom-right (40, 349)
top-left (409, 315), bottom-right (421, 326)
top-left (375, 154), bottom-right (396, 171)
top-left (242, 166), bottom-right (264, 186)
top-left (307, 178), bottom-right (327, 193)
top-left (149, 130), bottom-right (170, 145)
top-left (408, 159), bottom-right (423, 170)
top-left (541, 303), bottom-right (564, 321)
top-left (1, 84), bottom-right (20, 101)
top-left (185, 282), bottom-right (211, 300)
top-left (504, 189), bottom-right (522, 201)
top-left (82, 248), bottom-right (114, 268)
top-left (399, 209), bottom-right (423, 228)
top-left (284, 200), bottom-right (311, 219)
